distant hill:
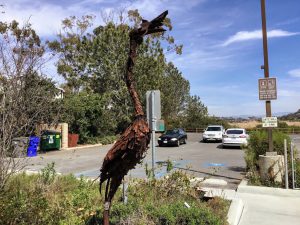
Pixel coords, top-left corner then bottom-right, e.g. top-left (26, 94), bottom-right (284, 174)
top-left (280, 109), bottom-right (300, 120)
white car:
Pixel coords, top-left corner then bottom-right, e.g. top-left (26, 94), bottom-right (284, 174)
top-left (222, 128), bottom-right (249, 148)
top-left (202, 125), bottom-right (225, 142)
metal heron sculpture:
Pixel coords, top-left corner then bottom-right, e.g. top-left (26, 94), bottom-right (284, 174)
top-left (99, 10), bottom-right (168, 225)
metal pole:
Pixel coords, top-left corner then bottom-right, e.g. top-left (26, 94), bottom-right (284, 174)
top-left (291, 143), bottom-right (295, 189)
top-left (151, 91), bottom-right (156, 177)
top-left (284, 139), bottom-right (289, 189)
top-left (260, 0), bottom-right (273, 153)
top-left (122, 178), bottom-right (128, 204)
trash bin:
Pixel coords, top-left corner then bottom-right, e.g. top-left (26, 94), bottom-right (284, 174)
top-left (40, 130), bottom-right (61, 151)
top-left (12, 137), bottom-right (29, 157)
top-left (27, 136), bottom-right (40, 157)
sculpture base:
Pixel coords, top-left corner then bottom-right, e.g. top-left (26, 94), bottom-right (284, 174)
top-left (258, 154), bottom-right (284, 183)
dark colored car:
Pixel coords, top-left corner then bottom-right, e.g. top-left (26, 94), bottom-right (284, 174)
top-left (158, 128), bottom-right (187, 147)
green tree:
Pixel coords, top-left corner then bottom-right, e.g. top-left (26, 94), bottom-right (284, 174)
top-left (47, 15), bottom-right (95, 93)
top-left (62, 92), bottom-right (115, 143)
top-left (49, 10), bottom-right (186, 133)
top-left (183, 95), bottom-right (208, 129)
top-left (161, 62), bottom-right (190, 124)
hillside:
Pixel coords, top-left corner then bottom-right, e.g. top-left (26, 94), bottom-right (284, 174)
top-left (280, 109), bottom-right (300, 121)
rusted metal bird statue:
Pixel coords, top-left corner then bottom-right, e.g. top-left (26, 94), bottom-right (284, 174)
top-left (99, 10), bottom-right (168, 225)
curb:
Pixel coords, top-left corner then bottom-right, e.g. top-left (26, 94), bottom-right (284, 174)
top-left (198, 187), bottom-right (244, 225)
top-left (227, 198), bottom-right (244, 225)
top-left (61, 143), bottom-right (103, 151)
top-left (190, 177), bottom-right (228, 186)
top-left (237, 179), bottom-right (300, 197)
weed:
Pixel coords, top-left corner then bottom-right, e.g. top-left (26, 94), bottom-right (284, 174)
top-left (39, 162), bottom-right (56, 185)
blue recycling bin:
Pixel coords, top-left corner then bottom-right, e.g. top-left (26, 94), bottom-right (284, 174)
top-left (27, 136), bottom-right (40, 157)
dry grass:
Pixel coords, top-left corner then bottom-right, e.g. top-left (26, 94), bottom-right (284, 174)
top-left (284, 121), bottom-right (300, 126)
top-left (229, 120), bottom-right (300, 129)
top-left (229, 120), bottom-right (260, 129)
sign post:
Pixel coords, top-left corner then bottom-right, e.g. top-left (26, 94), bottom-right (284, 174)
top-left (258, 0), bottom-right (284, 184)
top-left (260, 0), bottom-right (275, 153)
top-left (146, 90), bottom-right (162, 176)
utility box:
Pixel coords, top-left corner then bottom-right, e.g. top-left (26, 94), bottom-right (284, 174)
top-left (40, 130), bottom-right (61, 151)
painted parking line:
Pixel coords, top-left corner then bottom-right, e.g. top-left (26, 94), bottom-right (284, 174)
top-left (203, 162), bottom-right (226, 167)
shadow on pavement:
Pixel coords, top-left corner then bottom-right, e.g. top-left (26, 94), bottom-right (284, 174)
top-left (227, 166), bottom-right (246, 174)
top-left (217, 144), bottom-right (242, 150)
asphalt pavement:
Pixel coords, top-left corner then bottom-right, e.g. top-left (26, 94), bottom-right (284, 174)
top-left (24, 133), bottom-right (246, 189)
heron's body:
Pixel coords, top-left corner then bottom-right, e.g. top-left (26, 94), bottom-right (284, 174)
top-left (99, 10), bottom-right (168, 225)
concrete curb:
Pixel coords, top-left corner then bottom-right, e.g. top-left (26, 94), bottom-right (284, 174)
top-left (24, 170), bottom-right (62, 176)
top-left (227, 198), bottom-right (244, 225)
top-left (198, 187), bottom-right (244, 225)
top-left (61, 143), bottom-right (103, 151)
top-left (238, 179), bottom-right (300, 197)
top-left (190, 177), bottom-right (228, 186)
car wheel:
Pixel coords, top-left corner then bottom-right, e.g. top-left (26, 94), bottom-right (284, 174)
top-left (158, 144), bottom-right (162, 147)
top-left (183, 138), bottom-right (187, 144)
top-left (202, 139), bottom-right (206, 143)
top-left (176, 140), bottom-right (180, 147)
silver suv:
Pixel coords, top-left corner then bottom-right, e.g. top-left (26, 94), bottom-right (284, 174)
top-left (202, 125), bottom-right (225, 142)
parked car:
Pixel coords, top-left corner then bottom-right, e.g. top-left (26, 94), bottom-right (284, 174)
top-left (222, 128), bottom-right (249, 148)
top-left (202, 125), bottom-right (225, 142)
top-left (158, 128), bottom-right (187, 147)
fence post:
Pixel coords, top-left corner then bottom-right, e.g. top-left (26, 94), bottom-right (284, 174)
top-left (284, 139), bottom-right (289, 189)
top-left (291, 142), bottom-right (295, 189)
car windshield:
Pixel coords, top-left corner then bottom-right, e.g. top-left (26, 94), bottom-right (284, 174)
top-left (206, 127), bottom-right (221, 131)
top-left (226, 130), bottom-right (244, 134)
top-left (165, 130), bottom-right (178, 135)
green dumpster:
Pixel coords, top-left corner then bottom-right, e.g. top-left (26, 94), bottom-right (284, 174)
top-left (40, 130), bottom-right (61, 150)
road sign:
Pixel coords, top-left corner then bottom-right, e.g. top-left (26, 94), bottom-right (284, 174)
top-left (259, 78), bottom-right (277, 100)
top-left (262, 117), bottom-right (278, 128)
top-left (146, 90), bottom-right (161, 129)
top-left (156, 119), bottom-right (165, 132)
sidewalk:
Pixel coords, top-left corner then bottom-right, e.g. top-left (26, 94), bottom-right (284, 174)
top-left (202, 180), bottom-right (300, 225)
top-left (237, 181), bottom-right (300, 225)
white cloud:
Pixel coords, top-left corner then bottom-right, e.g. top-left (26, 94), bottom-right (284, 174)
top-left (2, 3), bottom-right (73, 37)
top-left (288, 69), bottom-right (300, 78)
top-left (167, 49), bottom-right (235, 73)
top-left (222, 29), bottom-right (299, 47)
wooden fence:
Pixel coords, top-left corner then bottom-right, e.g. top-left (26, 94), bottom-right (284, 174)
top-left (183, 127), bottom-right (300, 134)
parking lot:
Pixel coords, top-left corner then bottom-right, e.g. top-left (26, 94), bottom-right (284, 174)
top-left (24, 133), bottom-right (248, 189)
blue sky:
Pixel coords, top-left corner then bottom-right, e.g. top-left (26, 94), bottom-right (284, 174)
top-left (2, 0), bottom-right (300, 117)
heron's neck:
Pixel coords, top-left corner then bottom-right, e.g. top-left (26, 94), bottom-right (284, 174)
top-left (125, 32), bottom-right (144, 116)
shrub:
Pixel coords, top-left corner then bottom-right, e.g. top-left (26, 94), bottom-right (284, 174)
top-left (85, 135), bottom-right (117, 145)
top-left (62, 92), bottom-right (117, 144)
top-left (0, 170), bottom-right (229, 225)
top-left (244, 130), bottom-right (295, 187)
